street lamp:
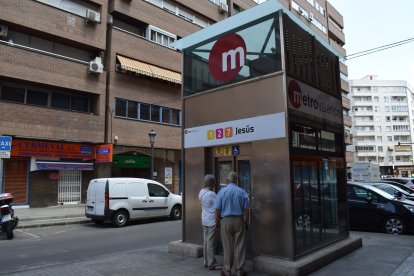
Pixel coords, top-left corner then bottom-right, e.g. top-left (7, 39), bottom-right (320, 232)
top-left (148, 130), bottom-right (156, 180)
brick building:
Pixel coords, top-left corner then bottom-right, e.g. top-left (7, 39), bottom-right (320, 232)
top-left (0, 0), bottom-right (348, 207)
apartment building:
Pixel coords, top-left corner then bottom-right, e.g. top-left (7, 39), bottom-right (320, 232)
top-left (0, 0), bottom-right (347, 207)
top-left (350, 75), bottom-right (414, 176)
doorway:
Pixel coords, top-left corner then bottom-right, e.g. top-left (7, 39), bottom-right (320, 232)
top-left (214, 154), bottom-right (253, 257)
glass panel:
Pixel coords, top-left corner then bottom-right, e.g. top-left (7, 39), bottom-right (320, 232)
top-left (171, 109), bottom-right (180, 125)
top-left (151, 106), bottom-right (160, 122)
top-left (140, 103), bottom-right (150, 120)
top-left (52, 92), bottom-right (71, 109)
top-left (1, 86), bottom-right (25, 103)
top-left (71, 96), bottom-right (88, 112)
top-left (115, 98), bottom-right (127, 117)
top-left (217, 160), bottom-right (233, 191)
top-left (27, 90), bottom-right (48, 106)
top-left (127, 101), bottom-right (138, 119)
top-left (238, 160), bottom-right (251, 197)
top-left (183, 12), bottom-right (282, 96)
top-left (162, 108), bottom-right (171, 124)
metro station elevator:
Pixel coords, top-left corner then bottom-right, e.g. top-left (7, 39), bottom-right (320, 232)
top-left (175, 1), bottom-right (354, 266)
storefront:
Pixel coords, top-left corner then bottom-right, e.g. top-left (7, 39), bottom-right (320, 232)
top-left (2, 139), bottom-right (111, 207)
top-left (172, 0), bottom-right (360, 273)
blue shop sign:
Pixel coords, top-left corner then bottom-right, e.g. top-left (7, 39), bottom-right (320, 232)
top-left (0, 136), bottom-right (12, 151)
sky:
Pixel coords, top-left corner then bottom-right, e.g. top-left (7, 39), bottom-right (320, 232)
top-left (327, 0), bottom-right (414, 85)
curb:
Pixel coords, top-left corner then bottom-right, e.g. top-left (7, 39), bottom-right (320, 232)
top-left (17, 217), bottom-right (92, 229)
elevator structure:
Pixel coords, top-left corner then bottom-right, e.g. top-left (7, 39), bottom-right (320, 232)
top-left (172, 0), bottom-right (361, 273)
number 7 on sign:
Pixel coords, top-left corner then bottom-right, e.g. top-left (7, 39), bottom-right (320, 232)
top-left (225, 127), bottom-right (233, 138)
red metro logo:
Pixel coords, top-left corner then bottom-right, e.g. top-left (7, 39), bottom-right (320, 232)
top-left (209, 33), bottom-right (246, 82)
top-left (288, 80), bottom-right (302, 108)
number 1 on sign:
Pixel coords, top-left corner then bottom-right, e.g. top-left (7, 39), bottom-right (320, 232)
top-left (207, 130), bottom-right (215, 140)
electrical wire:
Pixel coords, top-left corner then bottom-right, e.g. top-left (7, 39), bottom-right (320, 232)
top-left (343, 37), bottom-right (414, 61)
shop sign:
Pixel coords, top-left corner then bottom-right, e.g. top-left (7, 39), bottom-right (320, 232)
top-left (96, 144), bottom-right (113, 163)
top-left (0, 150), bottom-right (10, 158)
top-left (11, 139), bottom-right (95, 160)
top-left (184, 112), bottom-right (286, 149)
top-left (215, 145), bottom-right (240, 156)
top-left (287, 77), bottom-right (342, 124)
top-left (112, 156), bottom-right (150, 169)
top-left (48, 173), bottom-right (60, 180)
top-left (0, 135), bottom-right (12, 151)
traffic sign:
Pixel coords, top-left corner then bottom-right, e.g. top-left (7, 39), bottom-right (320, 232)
top-left (0, 151), bottom-right (10, 158)
top-left (232, 145), bottom-right (240, 156)
top-left (0, 136), bottom-right (12, 151)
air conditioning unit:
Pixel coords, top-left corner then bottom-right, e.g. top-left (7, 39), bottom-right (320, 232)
top-left (298, 7), bottom-right (304, 14)
top-left (86, 9), bottom-right (101, 23)
top-left (308, 13), bottom-right (314, 22)
top-left (89, 57), bottom-right (104, 74)
top-left (219, 1), bottom-right (228, 13)
top-left (0, 25), bottom-right (8, 38)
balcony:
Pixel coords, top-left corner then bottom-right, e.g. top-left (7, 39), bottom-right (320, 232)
top-left (341, 79), bottom-right (350, 93)
top-left (342, 96), bottom-right (351, 110)
top-left (0, 43), bottom-right (106, 94)
top-left (343, 114), bottom-right (352, 127)
top-left (346, 151), bottom-right (355, 163)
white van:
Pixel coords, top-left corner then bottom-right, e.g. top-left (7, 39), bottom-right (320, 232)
top-left (85, 178), bottom-right (182, 227)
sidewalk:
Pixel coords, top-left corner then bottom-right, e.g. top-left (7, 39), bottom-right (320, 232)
top-left (11, 204), bottom-right (414, 275)
top-left (14, 204), bottom-right (90, 228)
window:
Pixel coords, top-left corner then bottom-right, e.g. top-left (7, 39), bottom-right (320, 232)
top-left (347, 186), bottom-right (379, 204)
top-left (114, 98), bottom-right (181, 126)
top-left (378, 146), bottom-right (383, 152)
top-left (148, 183), bottom-right (169, 197)
top-left (151, 105), bottom-right (160, 122)
top-left (71, 95), bottom-right (88, 112)
top-left (140, 103), bottom-right (150, 121)
top-left (387, 136), bottom-right (392, 141)
top-left (115, 99), bottom-right (127, 117)
top-left (27, 90), bottom-right (48, 106)
top-left (148, 26), bottom-right (176, 48)
top-left (1, 82), bottom-right (92, 113)
top-left (35, 0), bottom-right (99, 18)
top-left (377, 136), bottom-right (382, 142)
top-left (1, 86), bottom-right (25, 103)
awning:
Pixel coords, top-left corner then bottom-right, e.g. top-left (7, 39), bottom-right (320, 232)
top-left (117, 55), bottom-right (181, 84)
top-left (36, 161), bottom-right (94, 171)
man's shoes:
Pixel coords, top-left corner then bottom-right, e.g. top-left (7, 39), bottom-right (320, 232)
top-left (221, 270), bottom-right (231, 276)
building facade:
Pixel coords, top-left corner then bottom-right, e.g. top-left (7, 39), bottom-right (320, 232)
top-left (0, 0), bottom-right (347, 207)
top-left (350, 75), bottom-right (414, 177)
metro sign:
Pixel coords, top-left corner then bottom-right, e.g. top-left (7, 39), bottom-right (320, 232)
top-left (209, 33), bottom-right (246, 82)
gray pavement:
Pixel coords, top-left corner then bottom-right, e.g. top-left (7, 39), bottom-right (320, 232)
top-left (8, 205), bottom-right (414, 275)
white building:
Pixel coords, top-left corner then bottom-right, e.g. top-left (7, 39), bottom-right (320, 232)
top-left (350, 75), bottom-right (414, 177)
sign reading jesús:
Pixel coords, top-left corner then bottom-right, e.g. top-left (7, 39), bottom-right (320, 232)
top-left (287, 77), bottom-right (342, 124)
top-left (184, 113), bottom-right (286, 148)
top-left (209, 33), bottom-right (246, 82)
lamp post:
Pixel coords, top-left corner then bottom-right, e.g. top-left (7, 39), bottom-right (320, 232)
top-left (148, 130), bottom-right (156, 180)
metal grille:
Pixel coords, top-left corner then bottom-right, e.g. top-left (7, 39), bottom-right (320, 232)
top-left (283, 14), bottom-right (340, 97)
top-left (58, 170), bottom-right (81, 204)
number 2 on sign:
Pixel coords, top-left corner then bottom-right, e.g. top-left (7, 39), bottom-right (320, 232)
top-left (216, 128), bottom-right (224, 139)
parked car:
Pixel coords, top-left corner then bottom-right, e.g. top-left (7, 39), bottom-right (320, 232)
top-left (347, 181), bottom-right (414, 235)
top-left (365, 183), bottom-right (414, 201)
top-left (85, 178), bottom-right (182, 227)
top-left (386, 177), bottom-right (414, 189)
top-left (377, 180), bottom-right (414, 192)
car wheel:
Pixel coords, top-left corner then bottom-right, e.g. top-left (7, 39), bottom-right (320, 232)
top-left (112, 210), bottom-right (129, 227)
top-left (6, 228), bottom-right (14, 240)
top-left (296, 214), bottom-right (311, 227)
top-left (170, 205), bottom-right (182, 220)
top-left (383, 216), bottom-right (406, 235)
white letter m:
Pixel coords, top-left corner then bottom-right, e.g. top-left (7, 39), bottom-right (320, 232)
top-left (222, 47), bottom-right (245, 72)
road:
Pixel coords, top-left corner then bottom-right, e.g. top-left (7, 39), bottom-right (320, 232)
top-left (0, 219), bottom-right (181, 275)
